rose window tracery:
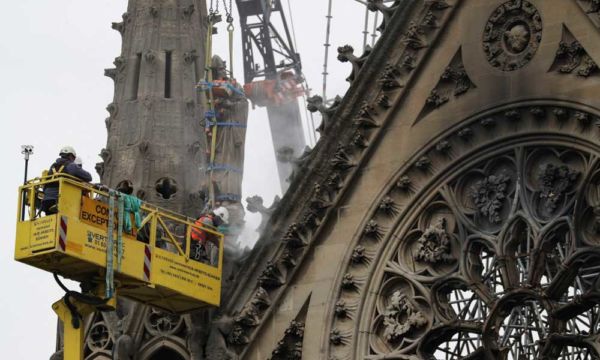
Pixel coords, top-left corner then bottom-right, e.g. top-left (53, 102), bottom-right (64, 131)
top-left (360, 137), bottom-right (600, 359)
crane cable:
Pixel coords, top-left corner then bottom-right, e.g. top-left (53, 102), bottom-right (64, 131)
top-left (285, 0), bottom-right (317, 145)
top-left (224, 0), bottom-right (235, 77)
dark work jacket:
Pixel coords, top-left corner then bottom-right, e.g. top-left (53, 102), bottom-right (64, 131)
top-left (43, 157), bottom-right (93, 201)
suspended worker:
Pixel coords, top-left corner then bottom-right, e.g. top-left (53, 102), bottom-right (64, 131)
top-left (41, 146), bottom-right (92, 215)
top-left (190, 206), bottom-right (229, 265)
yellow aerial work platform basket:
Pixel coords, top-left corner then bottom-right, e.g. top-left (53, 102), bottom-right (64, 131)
top-left (15, 176), bottom-right (223, 314)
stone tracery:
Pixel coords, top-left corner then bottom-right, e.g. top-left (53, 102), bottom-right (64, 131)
top-left (328, 105), bottom-right (600, 360)
top-left (374, 141), bottom-right (598, 358)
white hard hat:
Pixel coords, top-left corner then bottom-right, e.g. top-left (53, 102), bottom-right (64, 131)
top-left (213, 206), bottom-right (229, 224)
top-left (74, 157), bottom-right (83, 167)
top-left (59, 146), bottom-right (77, 157)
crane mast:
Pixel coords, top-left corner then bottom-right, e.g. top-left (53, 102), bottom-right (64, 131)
top-left (236, 0), bottom-right (307, 192)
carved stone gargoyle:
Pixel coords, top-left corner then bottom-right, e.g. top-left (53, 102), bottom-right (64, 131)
top-left (306, 95), bottom-right (342, 134)
top-left (246, 195), bottom-right (280, 233)
top-left (337, 45), bottom-right (373, 83)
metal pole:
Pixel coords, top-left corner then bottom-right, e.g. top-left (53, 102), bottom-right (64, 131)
top-left (322, 0), bottom-right (334, 103)
top-left (362, 4), bottom-right (369, 52)
top-left (22, 146), bottom-right (34, 184)
top-left (371, 11), bottom-right (379, 46)
top-left (21, 145), bottom-right (33, 220)
top-left (23, 158), bottom-right (29, 185)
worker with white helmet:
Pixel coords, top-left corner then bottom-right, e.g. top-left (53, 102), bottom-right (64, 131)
top-left (213, 206), bottom-right (230, 225)
top-left (41, 146), bottom-right (92, 215)
top-left (190, 206), bottom-right (229, 265)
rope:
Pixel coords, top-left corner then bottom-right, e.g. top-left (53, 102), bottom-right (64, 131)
top-left (203, 16), bottom-right (217, 207)
top-left (117, 195), bottom-right (124, 272)
top-left (224, 0), bottom-right (234, 78)
top-left (105, 190), bottom-right (115, 298)
top-left (203, 5), bottom-right (238, 207)
top-left (286, 0), bottom-right (299, 53)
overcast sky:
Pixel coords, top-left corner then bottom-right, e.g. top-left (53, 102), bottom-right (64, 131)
top-left (0, 1), bottom-right (378, 358)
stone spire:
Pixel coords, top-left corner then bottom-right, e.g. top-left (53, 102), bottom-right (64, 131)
top-left (71, 2), bottom-right (217, 359)
top-left (98, 0), bottom-right (208, 217)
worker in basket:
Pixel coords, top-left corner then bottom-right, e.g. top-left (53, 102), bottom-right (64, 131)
top-left (190, 206), bottom-right (229, 265)
top-left (41, 146), bottom-right (92, 215)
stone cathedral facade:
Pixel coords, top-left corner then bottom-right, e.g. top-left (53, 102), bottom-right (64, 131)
top-left (61, 0), bottom-right (600, 359)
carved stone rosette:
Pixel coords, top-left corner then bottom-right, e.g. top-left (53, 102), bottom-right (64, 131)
top-left (328, 104), bottom-right (600, 360)
top-left (483, 0), bottom-right (542, 71)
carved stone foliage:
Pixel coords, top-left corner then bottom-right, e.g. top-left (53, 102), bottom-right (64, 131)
top-left (483, 0), bottom-right (542, 71)
top-left (575, 0), bottom-right (600, 28)
top-left (550, 25), bottom-right (599, 78)
top-left (418, 48), bottom-right (475, 122)
top-left (525, 148), bottom-right (583, 222)
top-left (397, 203), bottom-right (460, 279)
top-left (470, 173), bottom-right (511, 224)
top-left (370, 276), bottom-right (432, 354)
top-left (328, 105), bottom-right (600, 360)
top-left (270, 321), bottom-right (304, 360)
top-left (458, 154), bottom-right (517, 232)
top-left (403, 21), bottom-right (428, 49)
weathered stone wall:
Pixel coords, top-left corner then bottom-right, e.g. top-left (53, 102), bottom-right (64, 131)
top-left (80, 2), bottom-right (214, 360)
top-left (214, 1), bottom-right (600, 359)
top-left (99, 0), bottom-right (208, 218)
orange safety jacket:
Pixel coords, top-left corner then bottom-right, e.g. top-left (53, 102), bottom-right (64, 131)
top-left (191, 215), bottom-right (215, 245)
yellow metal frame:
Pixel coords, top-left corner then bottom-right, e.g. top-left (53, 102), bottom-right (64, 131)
top-left (15, 176), bottom-right (224, 313)
top-left (52, 284), bottom-right (117, 360)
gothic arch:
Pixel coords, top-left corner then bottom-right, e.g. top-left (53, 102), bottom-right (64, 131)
top-left (326, 101), bottom-right (600, 359)
top-left (85, 353), bottom-right (111, 360)
top-left (147, 348), bottom-right (186, 360)
top-left (138, 336), bottom-right (190, 360)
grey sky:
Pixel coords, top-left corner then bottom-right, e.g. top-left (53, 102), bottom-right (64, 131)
top-left (0, 1), bottom-right (377, 358)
